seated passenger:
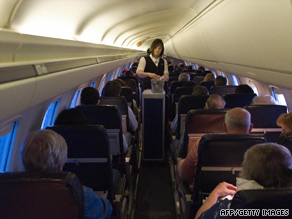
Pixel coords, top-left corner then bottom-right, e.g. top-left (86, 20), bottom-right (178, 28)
top-left (114, 78), bottom-right (139, 118)
top-left (251, 94), bottom-right (277, 105)
top-left (103, 81), bottom-right (138, 132)
top-left (235, 84), bottom-right (254, 94)
top-left (178, 73), bottom-right (190, 82)
top-left (182, 81), bottom-right (195, 88)
top-left (177, 107), bottom-right (252, 186)
top-left (124, 70), bottom-right (136, 78)
top-left (171, 86), bottom-right (209, 132)
top-left (192, 86), bottom-right (209, 96)
top-left (54, 108), bottom-right (88, 125)
top-left (202, 72), bottom-right (215, 83)
top-left (277, 112), bottom-right (292, 152)
top-left (214, 75), bottom-right (227, 86)
top-left (195, 142), bottom-right (292, 219)
top-left (21, 129), bottom-right (112, 219)
top-left (80, 87), bottom-right (129, 152)
top-left (204, 94), bottom-right (226, 110)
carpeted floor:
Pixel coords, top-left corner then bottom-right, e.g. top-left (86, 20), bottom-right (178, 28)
top-left (134, 161), bottom-right (176, 219)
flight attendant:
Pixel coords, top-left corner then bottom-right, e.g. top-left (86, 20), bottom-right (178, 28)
top-left (137, 38), bottom-right (169, 90)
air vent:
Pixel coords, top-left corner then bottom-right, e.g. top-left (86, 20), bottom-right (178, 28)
top-left (98, 56), bottom-right (117, 63)
top-left (44, 58), bottom-right (97, 74)
top-left (0, 65), bottom-right (36, 84)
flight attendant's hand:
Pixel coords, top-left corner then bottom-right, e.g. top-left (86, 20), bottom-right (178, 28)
top-left (160, 75), bottom-right (169, 81)
top-left (148, 73), bottom-right (160, 79)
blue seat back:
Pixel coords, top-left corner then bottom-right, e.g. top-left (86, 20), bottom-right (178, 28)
top-left (47, 125), bottom-right (114, 200)
top-left (223, 93), bottom-right (256, 108)
top-left (209, 85), bottom-right (237, 96)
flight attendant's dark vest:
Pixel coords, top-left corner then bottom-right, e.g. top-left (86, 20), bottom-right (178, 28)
top-left (142, 56), bottom-right (165, 90)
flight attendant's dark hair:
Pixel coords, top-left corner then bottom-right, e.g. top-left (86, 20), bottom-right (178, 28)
top-left (150, 38), bottom-right (164, 57)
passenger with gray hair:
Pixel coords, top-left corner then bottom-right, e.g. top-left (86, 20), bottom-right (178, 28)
top-left (178, 72), bottom-right (190, 82)
top-left (177, 108), bottom-right (252, 186)
top-left (205, 94), bottom-right (226, 110)
top-left (21, 129), bottom-right (113, 219)
top-left (251, 94), bottom-right (277, 105)
top-left (223, 107), bottom-right (252, 134)
top-left (195, 143), bottom-right (292, 219)
top-left (171, 86), bottom-right (209, 132)
top-left (192, 86), bottom-right (209, 96)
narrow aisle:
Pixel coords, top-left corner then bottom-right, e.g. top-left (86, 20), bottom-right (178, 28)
top-left (134, 159), bottom-right (176, 219)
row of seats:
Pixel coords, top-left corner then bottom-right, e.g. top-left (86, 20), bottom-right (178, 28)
top-left (0, 171), bottom-right (84, 219)
top-left (170, 103), bottom-right (288, 218)
top-left (0, 86), bottom-right (140, 218)
top-left (174, 95), bottom-right (286, 139)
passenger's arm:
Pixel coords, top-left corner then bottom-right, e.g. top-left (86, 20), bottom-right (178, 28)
top-left (195, 182), bottom-right (237, 219)
top-left (83, 186), bottom-right (113, 219)
top-left (128, 106), bottom-right (138, 132)
top-left (177, 149), bottom-right (195, 183)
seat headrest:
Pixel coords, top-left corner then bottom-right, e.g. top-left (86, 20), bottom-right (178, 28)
top-left (0, 171), bottom-right (84, 218)
top-left (230, 189), bottom-right (292, 211)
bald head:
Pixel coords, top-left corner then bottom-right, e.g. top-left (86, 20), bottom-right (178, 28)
top-left (224, 107), bottom-right (252, 134)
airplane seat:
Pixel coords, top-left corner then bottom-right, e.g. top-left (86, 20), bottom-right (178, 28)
top-left (118, 77), bottom-right (140, 105)
top-left (192, 76), bottom-right (204, 85)
top-left (223, 93), bottom-right (256, 108)
top-left (118, 76), bottom-right (139, 87)
top-left (245, 105), bottom-right (287, 128)
top-left (175, 95), bottom-right (209, 139)
top-left (200, 81), bottom-right (215, 91)
top-left (120, 87), bottom-right (135, 106)
top-left (173, 87), bottom-right (194, 104)
top-left (99, 96), bottom-right (130, 134)
top-left (0, 171), bottom-right (84, 219)
top-left (178, 109), bottom-right (228, 158)
top-left (47, 125), bottom-right (120, 202)
top-left (209, 85), bottom-right (237, 96)
top-left (168, 81), bottom-right (186, 96)
top-left (244, 104), bottom-right (287, 142)
top-left (170, 86), bottom-right (194, 121)
top-left (75, 105), bottom-right (126, 170)
top-left (168, 75), bottom-right (179, 84)
top-left (230, 189), bottom-right (292, 217)
top-left (191, 134), bottom-right (266, 214)
top-left (278, 133), bottom-right (292, 154)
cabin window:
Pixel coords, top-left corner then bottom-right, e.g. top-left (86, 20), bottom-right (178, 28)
top-left (248, 82), bottom-right (259, 95)
top-left (231, 75), bottom-right (239, 86)
top-left (70, 89), bottom-right (81, 108)
top-left (108, 71), bottom-right (114, 81)
top-left (91, 81), bottom-right (96, 88)
top-left (117, 67), bottom-right (122, 77)
top-left (0, 122), bottom-right (18, 172)
top-left (184, 61), bottom-right (191, 67)
top-left (271, 87), bottom-right (287, 106)
top-left (113, 69), bottom-right (119, 79)
top-left (41, 99), bottom-right (60, 129)
top-left (99, 74), bottom-right (107, 94)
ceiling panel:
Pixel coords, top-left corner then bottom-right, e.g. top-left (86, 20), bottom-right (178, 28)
top-left (5, 0), bottom-right (205, 49)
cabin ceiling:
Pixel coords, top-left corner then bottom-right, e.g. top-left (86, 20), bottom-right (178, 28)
top-left (0, 0), bottom-right (291, 89)
top-left (0, 0), bottom-right (213, 50)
